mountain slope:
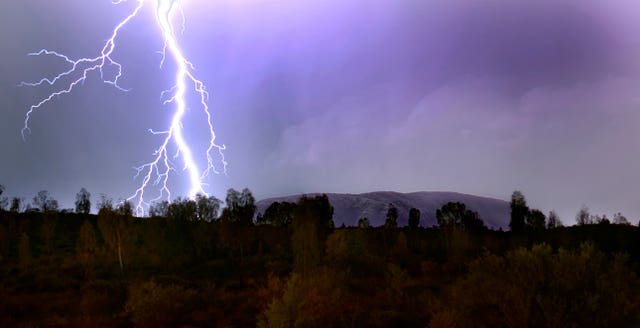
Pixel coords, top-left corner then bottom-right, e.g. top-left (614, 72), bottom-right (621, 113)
top-left (256, 191), bottom-right (510, 228)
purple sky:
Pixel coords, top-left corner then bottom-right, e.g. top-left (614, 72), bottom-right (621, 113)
top-left (1, 0), bottom-right (640, 223)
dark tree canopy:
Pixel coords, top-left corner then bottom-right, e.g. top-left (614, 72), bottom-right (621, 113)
top-left (33, 190), bottom-right (58, 212)
top-left (408, 207), bottom-right (421, 229)
top-left (509, 190), bottom-right (529, 232)
top-left (527, 209), bottom-right (546, 231)
top-left (75, 188), bottom-right (91, 214)
top-left (195, 194), bottom-right (221, 221)
top-left (547, 210), bottom-right (562, 229)
top-left (436, 201), bottom-right (486, 231)
top-left (258, 201), bottom-right (296, 227)
top-left (220, 188), bottom-right (256, 225)
top-left (576, 205), bottom-right (591, 226)
top-left (149, 200), bottom-right (169, 217)
top-left (385, 204), bottom-right (398, 229)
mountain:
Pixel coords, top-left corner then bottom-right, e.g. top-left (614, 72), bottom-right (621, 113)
top-left (256, 191), bottom-right (510, 228)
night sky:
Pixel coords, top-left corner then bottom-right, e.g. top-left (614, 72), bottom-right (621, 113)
top-left (1, 0), bottom-right (639, 223)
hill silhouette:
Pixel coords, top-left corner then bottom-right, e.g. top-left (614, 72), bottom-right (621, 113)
top-left (256, 191), bottom-right (509, 228)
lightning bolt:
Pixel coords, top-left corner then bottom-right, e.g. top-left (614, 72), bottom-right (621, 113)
top-left (20, 0), bottom-right (227, 216)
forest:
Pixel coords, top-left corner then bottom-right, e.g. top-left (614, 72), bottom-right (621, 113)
top-left (1, 186), bottom-right (640, 327)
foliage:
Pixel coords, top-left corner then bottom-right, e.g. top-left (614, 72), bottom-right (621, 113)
top-left (547, 210), bottom-right (562, 229)
top-left (32, 190), bottom-right (59, 212)
top-left (77, 220), bottom-right (98, 276)
top-left (125, 280), bottom-right (196, 326)
top-left (408, 207), bottom-right (421, 229)
top-left (258, 269), bottom-right (345, 328)
top-left (75, 188), bottom-right (91, 214)
top-left (509, 190), bottom-right (529, 232)
top-left (258, 201), bottom-right (296, 227)
top-left (436, 202), bottom-right (485, 231)
top-left (385, 204), bottom-right (398, 229)
top-left (429, 243), bottom-right (640, 328)
top-left (576, 205), bottom-right (592, 225)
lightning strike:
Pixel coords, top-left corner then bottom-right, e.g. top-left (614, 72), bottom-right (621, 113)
top-left (21, 0), bottom-right (227, 216)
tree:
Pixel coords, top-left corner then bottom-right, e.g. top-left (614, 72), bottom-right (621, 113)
top-left (220, 188), bottom-right (256, 225)
top-left (97, 200), bottom-right (134, 274)
top-left (9, 197), bottom-right (22, 213)
top-left (76, 220), bottom-right (98, 276)
top-left (576, 205), bottom-right (591, 225)
top-left (613, 212), bottom-right (630, 225)
top-left (291, 195), bottom-right (334, 274)
top-left (385, 204), bottom-right (398, 229)
top-left (436, 202), bottom-right (486, 231)
top-left (259, 201), bottom-right (296, 227)
top-left (527, 209), bottom-right (546, 231)
top-left (149, 200), bottom-right (169, 217)
top-left (509, 190), bottom-right (529, 232)
top-left (75, 188), bottom-right (91, 214)
top-left (33, 190), bottom-right (58, 212)
top-left (357, 217), bottom-right (371, 228)
top-left (167, 197), bottom-right (197, 221)
top-left (0, 184), bottom-right (7, 210)
top-left (546, 210), bottom-right (562, 229)
top-left (195, 193), bottom-right (221, 221)
top-left (408, 207), bottom-right (421, 229)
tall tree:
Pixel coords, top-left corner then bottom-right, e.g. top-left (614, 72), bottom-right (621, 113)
top-left (291, 195), bottom-right (334, 275)
top-left (76, 220), bottom-right (98, 276)
top-left (75, 188), bottom-right (91, 214)
top-left (385, 204), bottom-right (398, 229)
top-left (0, 184), bottom-right (7, 210)
top-left (509, 191), bottom-right (529, 232)
top-left (576, 205), bottom-right (591, 225)
top-left (547, 210), bottom-right (562, 229)
top-left (408, 207), bottom-right (421, 229)
top-left (9, 197), bottom-right (22, 213)
top-left (97, 200), bottom-right (134, 274)
top-left (527, 209), bottom-right (546, 231)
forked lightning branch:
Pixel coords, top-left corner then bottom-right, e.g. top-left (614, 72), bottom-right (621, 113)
top-left (20, 0), bottom-right (227, 216)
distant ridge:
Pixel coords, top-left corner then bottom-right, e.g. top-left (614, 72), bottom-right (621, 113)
top-left (256, 191), bottom-right (510, 228)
